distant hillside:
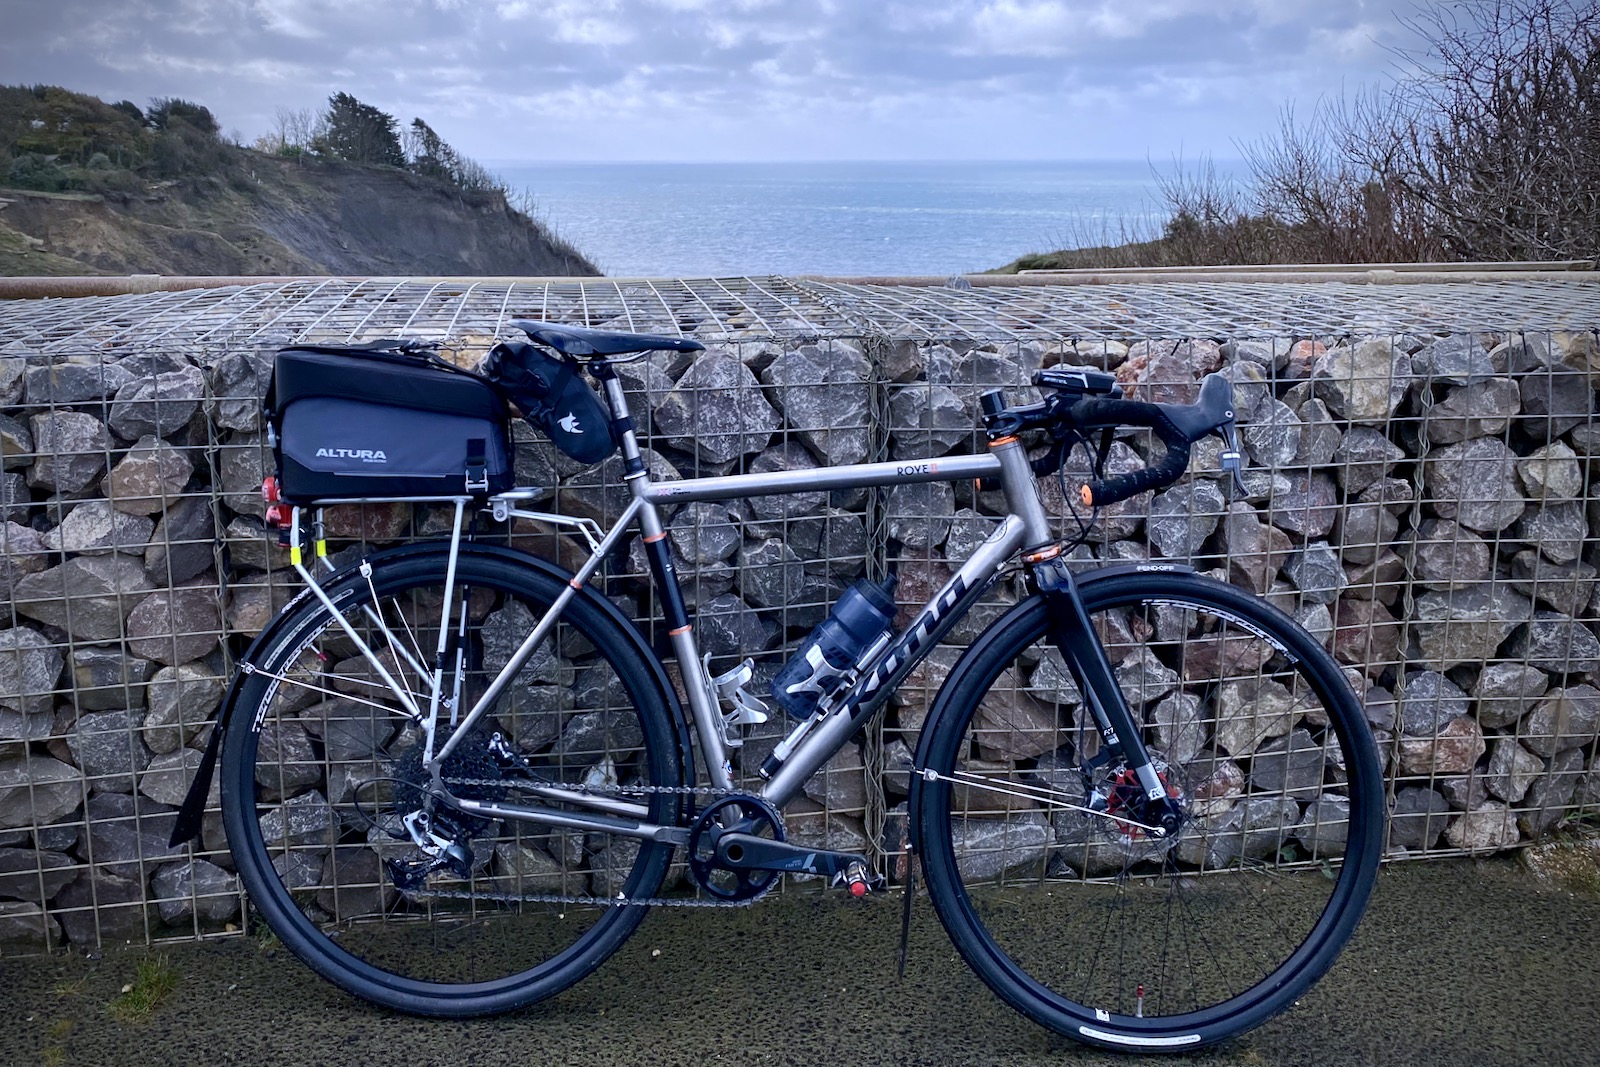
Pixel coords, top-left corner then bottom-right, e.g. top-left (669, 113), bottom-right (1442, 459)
top-left (0, 86), bottom-right (597, 277)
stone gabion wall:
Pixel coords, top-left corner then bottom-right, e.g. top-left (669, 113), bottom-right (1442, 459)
top-left (2, 311), bottom-right (1599, 952)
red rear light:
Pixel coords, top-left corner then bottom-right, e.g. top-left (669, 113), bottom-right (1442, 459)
top-left (262, 476), bottom-right (281, 504)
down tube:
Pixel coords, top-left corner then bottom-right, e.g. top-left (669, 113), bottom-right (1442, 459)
top-left (758, 514), bottom-right (1029, 808)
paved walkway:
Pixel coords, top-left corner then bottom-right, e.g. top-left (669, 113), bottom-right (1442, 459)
top-left (4, 853), bottom-right (1599, 1067)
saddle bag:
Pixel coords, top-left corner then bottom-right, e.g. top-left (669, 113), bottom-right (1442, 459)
top-left (481, 341), bottom-right (617, 465)
top-left (266, 342), bottom-right (514, 503)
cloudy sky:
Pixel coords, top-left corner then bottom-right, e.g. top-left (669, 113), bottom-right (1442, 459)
top-left (2, 0), bottom-right (1427, 162)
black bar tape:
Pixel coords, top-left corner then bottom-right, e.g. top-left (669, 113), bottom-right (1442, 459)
top-left (1070, 397), bottom-right (1195, 507)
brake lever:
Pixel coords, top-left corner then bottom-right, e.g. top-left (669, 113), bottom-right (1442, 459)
top-left (1217, 423), bottom-right (1248, 498)
top-left (1094, 427), bottom-right (1115, 480)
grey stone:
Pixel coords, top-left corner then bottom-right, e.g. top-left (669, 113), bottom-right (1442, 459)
top-left (1249, 728), bottom-right (1326, 799)
top-left (143, 662), bottom-right (224, 755)
top-left (1149, 692), bottom-right (1205, 766)
top-left (0, 900), bottom-right (59, 946)
top-left (1333, 596), bottom-right (1405, 676)
top-left (1335, 502), bottom-right (1398, 566)
top-left (1219, 502), bottom-right (1292, 593)
top-left (0, 356), bottom-right (23, 406)
top-left (1146, 481), bottom-right (1225, 559)
top-left (103, 435), bottom-right (194, 516)
top-left (204, 349), bottom-right (273, 432)
top-left (107, 366), bottom-right (205, 440)
top-left (759, 343), bottom-right (870, 465)
top-left (1518, 747), bottom-right (1585, 836)
top-left (0, 472), bottom-right (28, 523)
top-left (1115, 340), bottom-right (1204, 405)
top-left (1400, 671), bottom-right (1470, 736)
top-left (24, 359), bottom-right (135, 405)
top-left (217, 432), bottom-right (269, 515)
top-left (667, 502), bottom-right (742, 565)
top-left (126, 582), bottom-right (223, 665)
top-left (886, 480), bottom-right (954, 550)
top-left (140, 748), bottom-right (211, 807)
top-left (259, 790), bottom-right (337, 848)
top-left (0, 413), bottom-right (33, 471)
top-left (1218, 357), bottom-right (1272, 420)
top-left (1518, 367), bottom-right (1593, 436)
top-left (1214, 678), bottom-right (1298, 756)
top-left (1407, 585), bottom-right (1533, 668)
top-left (42, 500), bottom-right (154, 555)
top-left (144, 496), bottom-right (216, 585)
top-left (1388, 787), bottom-right (1452, 851)
top-left (1509, 613), bottom-right (1600, 676)
top-left (13, 554), bottom-right (157, 642)
top-left (1513, 501), bottom-right (1587, 565)
top-left (1491, 333), bottom-right (1556, 373)
top-left (1294, 794), bottom-right (1351, 858)
top-left (942, 508), bottom-right (997, 563)
top-left (1025, 647), bottom-right (1082, 707)
top-left (973, 668), bottom-right (1062, 761)
top-left (1520, 684), bottom-right (1600, 756)
top-left (1114, 647), bottom-right (1179, 706)
top-left (1177, 795), bottom-right (1301, 868)
top-left (1293, 399), bottom-right (1343, 467)
top-left (1268, 471), bottom-right (1339, 539)
top-left (53, 868), bottom-right (148, 944)
top-left (0, 627), bottom-right (61, 716)
top-left (0, 755), bottom-right (78, 831)
top-left (70, 646), bottom-right (154, 711)
top-left (694, 593), bottom-right (778, 661)
top-left (1242, 399), bottom-right (1301, 468)
top-left (551, 708), bottom-right (644, 764)
top-left (151, 858), bottom-right (240, 923)
top-left (1047, 439), bottom-right (1146, 541)
top-left (1414, 334), bottom-right (1496, 385)
top-left (654, 354), bottom-right (779, 464)
top-left (949, 813), bottom-right (1050, 882)
top-left (1333, 427), bottom-right (1406, 493)
top-left (1485, 739), bottom-right (1546, 803)
top-left (115, 351), bottom-right (194, 378)
top-left (67, 709), bottom-right (151, 794)
top-left (82, 792), bottom-right (180, 879)
top-left (316, 846), bottom-right (394, 921)
top-left (1472, 663), bottom-right (1549, 728)
top-left (1424, 438), bottom-right (1525, 532)
top-left (1440, 774), bottom-right (1493, 811)
top-left (27, 411), bottom-right (112, 493)
top-left (1414, 518), bottom-right (1484, 591)
top-left (1510, 551), bottom-right (1597, 616)
top-left (1445, 802), bottom-right (1520, 852)
top-left (1311, 339), bottom-right (1412, 423)
top-left (0, 846), bottom-right (77, 902)
top-left (734, 442), bottom-right (827, 528)
top-left (1426, 378), bottom-right (1521, 443)
top-left (736, 538), bottom-right (806, 610)
top-left (1518, 442), bottom-right (1584, 501)
top-left (800, 743), bottom-right (868, 813)
top-left (888, 384), bottom-right (971, 458)
top-left (1285, 541), bottom-right (1346, 604)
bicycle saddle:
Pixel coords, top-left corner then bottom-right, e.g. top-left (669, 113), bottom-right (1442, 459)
top-left (510, 319), bottom-right (707, 357)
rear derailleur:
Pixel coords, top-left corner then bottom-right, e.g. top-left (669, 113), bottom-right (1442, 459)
top-left (384, 809), bottom-right (475, 891)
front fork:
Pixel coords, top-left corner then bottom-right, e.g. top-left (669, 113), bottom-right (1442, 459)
top-left (1030, 556), bottom-right (1183, 837)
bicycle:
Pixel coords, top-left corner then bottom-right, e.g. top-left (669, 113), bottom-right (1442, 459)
top-left (173, 320), bottom-right (1383, 1052)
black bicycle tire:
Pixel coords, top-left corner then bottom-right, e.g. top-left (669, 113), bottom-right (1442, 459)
top-left (913, 569), bottom-right (1383, 1051)
top-left (221, 548), bottom-right (683, 1017)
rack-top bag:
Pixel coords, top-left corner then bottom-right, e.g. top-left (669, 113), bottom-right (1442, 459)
top-left (267, 342), bottom-right (514, 503)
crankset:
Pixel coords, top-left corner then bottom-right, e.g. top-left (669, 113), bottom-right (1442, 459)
top-left (689, 794), bottom-right (883, 901)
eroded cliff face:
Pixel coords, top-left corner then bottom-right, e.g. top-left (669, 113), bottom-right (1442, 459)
top-left (0, 153), bottom-right (597, 277)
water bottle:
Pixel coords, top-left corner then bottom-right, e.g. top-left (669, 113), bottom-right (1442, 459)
top-left (771, 575), bottom-right (898, 720)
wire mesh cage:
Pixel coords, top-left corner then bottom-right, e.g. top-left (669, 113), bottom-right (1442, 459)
top-left (0, 274), bottom-right (1598, 954)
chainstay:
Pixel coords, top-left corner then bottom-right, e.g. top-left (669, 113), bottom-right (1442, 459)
top-left (431, 776), bottom-right (778, 908)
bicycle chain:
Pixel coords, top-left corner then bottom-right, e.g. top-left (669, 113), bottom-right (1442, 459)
top-left (410, 775), bottom-right (778, 909)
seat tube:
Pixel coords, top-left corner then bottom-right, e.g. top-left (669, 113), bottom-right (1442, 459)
top-left (601, 370), bottom-right (734, 790)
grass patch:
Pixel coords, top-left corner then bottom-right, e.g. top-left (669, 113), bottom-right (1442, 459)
top-left (107, 955), bottom-right (178, 1023)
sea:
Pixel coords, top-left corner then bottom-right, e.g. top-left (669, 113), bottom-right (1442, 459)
top-left (486, 160), bottom-right (1172, 278)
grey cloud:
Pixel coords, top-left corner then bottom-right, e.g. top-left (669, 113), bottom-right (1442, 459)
top-left (0, 0), bottom-right (1417, 160)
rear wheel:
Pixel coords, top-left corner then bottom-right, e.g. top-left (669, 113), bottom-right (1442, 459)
top-left (915, 569), bottom-right (1382, 1051)
top-left (221, 548), bottom-right (683, 1017)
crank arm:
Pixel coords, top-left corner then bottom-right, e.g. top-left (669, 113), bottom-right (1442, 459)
top-left (713, 832), bottom-right (864, 878)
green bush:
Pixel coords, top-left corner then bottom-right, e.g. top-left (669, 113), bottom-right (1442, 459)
top-left (6, 152), bottom-right (67, 191)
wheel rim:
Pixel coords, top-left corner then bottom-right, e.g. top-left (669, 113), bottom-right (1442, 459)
top-left (226, 556), bottom-right (677, 1003)
top-left (923, 580), bottom-right (1378, 1042)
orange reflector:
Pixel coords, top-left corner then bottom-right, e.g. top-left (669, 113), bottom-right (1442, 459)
top-left (1079, 485), bottom-right (1094, 507)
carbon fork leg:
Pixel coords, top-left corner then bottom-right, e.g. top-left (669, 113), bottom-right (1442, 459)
top-left (1030, 559), bottom-right (1182, 834)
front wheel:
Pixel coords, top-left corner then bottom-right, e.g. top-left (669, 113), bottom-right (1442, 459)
top-left (221, 547), bottom-right (684, 1017)
top-left (914, 569), bottom-right (1382, 1051)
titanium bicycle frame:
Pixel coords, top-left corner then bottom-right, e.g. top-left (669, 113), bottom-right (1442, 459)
top-left (282, 369), bottom-right (1170, 849)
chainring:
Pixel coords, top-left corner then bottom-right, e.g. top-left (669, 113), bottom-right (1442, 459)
top-left (687, 794), bottom-right (784, 902)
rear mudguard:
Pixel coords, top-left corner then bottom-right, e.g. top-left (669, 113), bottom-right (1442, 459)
top-left (169, 540), bottom-right (693, 846)
top-left (904, 562), bottom-right (1194, 852)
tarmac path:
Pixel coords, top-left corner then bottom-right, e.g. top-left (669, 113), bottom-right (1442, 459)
top-left (4, 854), bottom-right (1599, 1067)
